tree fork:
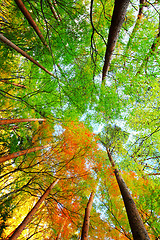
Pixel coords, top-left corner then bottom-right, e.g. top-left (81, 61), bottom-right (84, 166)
top-left (107, 149), bottom-right (150, 240)
top-left (7, 179), bottom-right (59, 240)
top-left (102, 0), bottom-right (130, 84)
top-left (81, 191), bottom-right (95, 240)
top-left (14, 0), bottom-right (50, 49)
top-left (0, 34), bottom-right (54, 76)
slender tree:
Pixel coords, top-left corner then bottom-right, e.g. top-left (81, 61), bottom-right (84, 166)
top-left (0, 34), bottom-right (54, 76)
top-left (102, 0), bottom-right (130, 84)
top-left (136, 26), bottom-right (160, 75)
top-left (46, 0), bottom-right (62, 21)
top-left (81, 191), bottom-right (95, 240)
top-left (124, 0), bottom-right (146, 66)
top-left (106, 148), bottom-right (150, 240)
top-left (0, 118), bottom-right (46, 125)
top-left (14, 0), bottom-right (50, 49)
top-left (125, 0), bottom-right (146, 51)
top-left (7, 179), bottom-right (59, 240)
top-left (0, 144), bottom-right (50, 163)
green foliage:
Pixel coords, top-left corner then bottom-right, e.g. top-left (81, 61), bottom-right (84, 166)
top-left (100, 124), bottom-right (129, 153)
top-left (0, 0), bottom-right (159, 239)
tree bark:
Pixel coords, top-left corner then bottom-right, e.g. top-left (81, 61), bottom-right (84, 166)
top-left (7, 179), bottom-right (59, 240)
top-left (0, 118), bottom-right (46, 125)
top-left (138, 0), bottom-right (146, 19)
top-left (47, 0), bottom-right (62, 21)
top-left (0, 34), bottom-right (54, 76)
top-left (0, 144), bottom-right (50, 164)
top-left (124, 0), bottom-right (145, 62)
top-left (102, 0), bottom-right (130, 85)
top-left (14, 0), bottom-right (50, 49)
top-left (106, 148), bottom-right (150, 240)
top-left (81, 191), bottom-right (95, 240)
top-left (136, 29), bottom-right (160, 75)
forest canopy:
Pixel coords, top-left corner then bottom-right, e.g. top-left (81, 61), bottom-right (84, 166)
top-left (0, 0), bottom-right (160, 239)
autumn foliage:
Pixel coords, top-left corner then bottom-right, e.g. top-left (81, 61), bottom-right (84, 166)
top-left (0, 0), bottom-right (160, 239)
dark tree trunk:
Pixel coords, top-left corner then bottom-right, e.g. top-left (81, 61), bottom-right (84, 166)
top-left (102, 0), bottom-right (130, 84)
top-left (107, 149), bottom-right (150, 240)
top-left (138, 0), bottom-right (146, 19)
top-left (81, 191), bottom-right (95, 240)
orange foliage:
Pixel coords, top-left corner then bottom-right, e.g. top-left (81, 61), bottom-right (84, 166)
top-left (32, 122), bottom-right (53, 145)
top-left (53, 122), bottom-right (99, 179)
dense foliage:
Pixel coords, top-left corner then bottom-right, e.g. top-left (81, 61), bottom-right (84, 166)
top-left (0, 0), bottom-right (160, 239)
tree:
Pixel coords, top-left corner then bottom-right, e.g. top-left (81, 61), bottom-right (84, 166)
top-left (0, 34), bottom-right (53, 76)
top-left (81, 191), bottom-right (95, 240)
top-left (1, 121), bottom-right (101, 239)
top-left (46, 0), bottom-right (62, 22)
top-left (106, 148), bottom-right (150, 240)
top-left (100, 124), bottom-right (150, 239)
top-left (124, 0), bottom-right (146, 62)
top-left (14, 0), bottom-right (50, 49)
top-left (0, 118), bottom-right (46, 125)
top-left (8, 179), bottom-right (59, 240)
top-left (0, 144), bottom-right (50, 163)
top-left (0, 0), bottom-right (160, 239)
top-left (102, 0), bottom-right (130, 84)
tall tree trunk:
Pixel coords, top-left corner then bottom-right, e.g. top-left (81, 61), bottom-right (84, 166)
top-left (0, 144), bottom-right (50, 163)
top-left (47, 0), bottom-right (62, 21)
top-left (0, 118), bottom-right (46, 125)
top-left (102, 0), bottom-right (130, 85)
top-left (7, 179), bottom-right (59, 240)
top-left (124, 0), bottom-right (145, 63)
top-left (14, 0), bottom-right (50, 49)
top-left (81, 191), bottom-right (95, 240)
top-left (106, 148), bottom-right (150, 240)
top-left (0, 34), bottom-right (54, 76)
top-left (136, 28), bottom-right (160, 75)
